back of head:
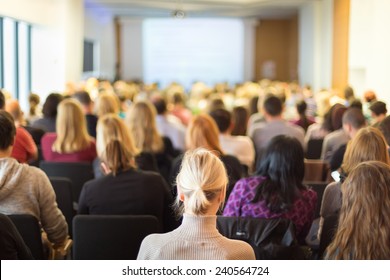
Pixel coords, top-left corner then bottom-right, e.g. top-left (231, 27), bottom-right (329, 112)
top-left (231, 106), bottom-right (249, 136)
top-left (342, 126), bottom-right (389, 174)
top-left (100, 139), bottom-right (135, 176)
top-left (151, 96), bottom-right (167, 115)
top-left (255, 135), bottom-right (305, 212)
top-left (349, 99), bottom-right (363, 110)
top-left (53, 99), bottom-right (89, 153)
top-left (263, 94), bottom-right (282, 117)
top-left (176, 148), bottom-right (228, 216)
top-left (331, 104), bottom-right (347, 130)
top-left (364, 90), bottom-right (377, 103)
top-left (327, 161), bottom-right (390, 259)
top-left (342, 108), bottom-right (366, 129)
top-left (0, 111), bottom-right (16, 151)
top-left (369, 101), bottom-right (387, 116)
top-left (208, 97), bottom-right (225, 112)
top-left (5, 99), bottom-right (22, 123)
top-left (209, 108), bottom-right (231, 133)
top-left (96, 113), bottom-right (138, 158)
top-left (94, 93), bottom-right (120, 117)
top-left (73, 91), bottom-right (92, 106)
top-left (186, 114), bottom-right (223, 154)
top-left (42, 93), bottom-right (64, 118)
top-left (125, 100), bottom-right (163, 153)
top-left (344, 86), bottom-right (354, 100)
top-left (296, 100), bottom-right (307, 115)
top-left (0, 90), bottom-right (5, 110)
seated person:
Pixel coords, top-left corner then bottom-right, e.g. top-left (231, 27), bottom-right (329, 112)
top-left (41, 99), bottom-right (97, 162)
top-left (326, 161), bottom-right (390, 259)
top-left (137, 148), bottom-right (255, 260)
top-left (5, 99), bottom-right (38, 163)
top-left (78, 134), bottom-right (176, 232)
top-left (0, 111), bottom-right (68, 250)
top-left (72, 91), bottom-right (98, 138)
top-left (223, 135), bottom-right (317, 244)
top-left (31, 93), bottom-right (63, 132)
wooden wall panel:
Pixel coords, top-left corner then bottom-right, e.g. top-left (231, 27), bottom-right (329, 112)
top-left (332, 0), bottom-right (350, 91)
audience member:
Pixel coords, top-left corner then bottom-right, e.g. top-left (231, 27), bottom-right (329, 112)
top-left (231, 106), bottom-right (249, 136)
top-left (329, 108), bottom-right (366, 171)
top-left (94, 93), bottom-right (120, 118)
top-left (126, 101), bottom-right (177, 182)
top-left (78, 137), bottom-right (176, 232)
top-left (0, 111), bottom-right (68, 249)
top-left (5, 100), bottom-right (38, 163)
top-left (369, 101), bottom-right (387, 126)
top-left (41, 99), bottom-right (97, 162)
top-left (31, 93), bottom-right (63, 132)
top-left (92, 114), bottom-right (158, 178)
top-left (169, 92), bottom-right (192, 126)
top-left (319, 127), bottom-right (389, 239)
top-left (250, 94), bottom-right (305, 159)
top-left (72, 90), bottom-right (98, 138)
top-left (291, 100), bottom-right (315, 132)
top-left (326, 161), bottom-right (390, 259)
top-left (0, 89), bottom-right (5, 109)
top-left (223, 135), bottom-right (317, 244)
top-left (209, 108), bottom-right (255, 171)
top-left (137, 148), bottom-right (255, 260)
top-left (378, 115), bottom-right (390, 146)
top-left (152, 96), bottom-right (186, 152)
top-left (26, 93), bottom-right (41, 124)
top-left (171, 114), bottom-right (244, 199)
top-left (320, 104), bottom-right (348, 162)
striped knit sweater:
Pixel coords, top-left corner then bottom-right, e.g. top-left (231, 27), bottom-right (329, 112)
top-left (137, 214), bottom-right (255, 260)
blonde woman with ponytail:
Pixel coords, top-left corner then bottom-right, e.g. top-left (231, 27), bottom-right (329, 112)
top-left (137, 148), bottom-right (255, 260)
top-left (78, 118), bottom-right (176, 232)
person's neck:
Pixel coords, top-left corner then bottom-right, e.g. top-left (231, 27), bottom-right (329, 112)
top-left (0, 148), bottom-right (12, 158)
top-left (265, 115), bottom-right (283, 122)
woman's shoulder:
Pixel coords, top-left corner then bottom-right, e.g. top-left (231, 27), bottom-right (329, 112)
top-left (219, 236), bottom-right (256, 260)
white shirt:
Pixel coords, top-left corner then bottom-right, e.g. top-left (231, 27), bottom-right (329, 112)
top-left (155, 114), bottom-right (186, 151)
top-left (219, 134), bottom-right (255, 170)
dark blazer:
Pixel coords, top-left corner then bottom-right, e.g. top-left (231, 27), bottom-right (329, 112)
top-left (78, 169), bottom-right (177, 232)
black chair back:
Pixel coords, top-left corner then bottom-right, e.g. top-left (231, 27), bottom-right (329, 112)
top-left (50, 177), bottom-right (75, 236)
top-left (39, 161), bottom-right (94, 203)
top-left (217, 216), bottom-right (309, 259)
top-left (8, 214), bottom-right (44, 260)
top-left (73, 215), bottom-right (160, 260)
top-left (306, 139), bottom-right (324, 159)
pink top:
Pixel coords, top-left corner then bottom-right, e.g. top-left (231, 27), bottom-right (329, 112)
top-left (11, 127), bottom-right (37, 163)
top-left (41, 133), bottom-right (97, 162)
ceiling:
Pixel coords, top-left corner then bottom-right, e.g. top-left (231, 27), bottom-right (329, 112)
top-left (85, 0), bottom-right (319, 19)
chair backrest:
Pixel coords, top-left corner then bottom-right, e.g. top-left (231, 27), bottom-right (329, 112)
top-left (305, 182), bottom-right (328, 219)
top-left (319, 213), bottom-right (339, 259)
top-left (49, 177), bottom-right (75, 236)
top-left (72, 215), bottom-right (160, 260)
top-left (39, 161), bottom-right (94, 203)
top-left (304, 159), bottom-right (330, 182)
top-left (306, 139), bottom-right (324, 159)
top-left (7, 214), bottom-right (44, 260)
top-left (216, 216), bottom-right (308, 259)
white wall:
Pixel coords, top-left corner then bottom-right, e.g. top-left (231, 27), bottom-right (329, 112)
top-left (84, 9), bottom-right (116, 80)
top-left (349, 0), bottom-right (390, 105)
top-left (119, 17), bottom-right (256, 83)
top-left (1, 0), bottom-right (84, 105)
top-left (299, 0), bottom-right (333, 92)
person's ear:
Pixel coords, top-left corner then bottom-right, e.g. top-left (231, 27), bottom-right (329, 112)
top-left (177, 187), bottom-right (185, 202)
top-left (100, 162), bottom-right (111, 175)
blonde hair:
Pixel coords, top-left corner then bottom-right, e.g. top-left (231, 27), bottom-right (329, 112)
top-left (125, 101), bottom-right (163, 153)
top-left (53, 99), bottom-right (92, 153)
top-left (100, 140), bottom-right (135, 176)
top-left (176, 148), bottom-right (228, 216)
top-left (96, 113), bottom-right (138, 163)
top-left (326, 161), bottom-right (390, 259)
top-left (94, 93), bottom-right (120, 117)
top-left (341, 126), bottom-right (389, 174)
top-left (186, 114), bottom-right (223, 154)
